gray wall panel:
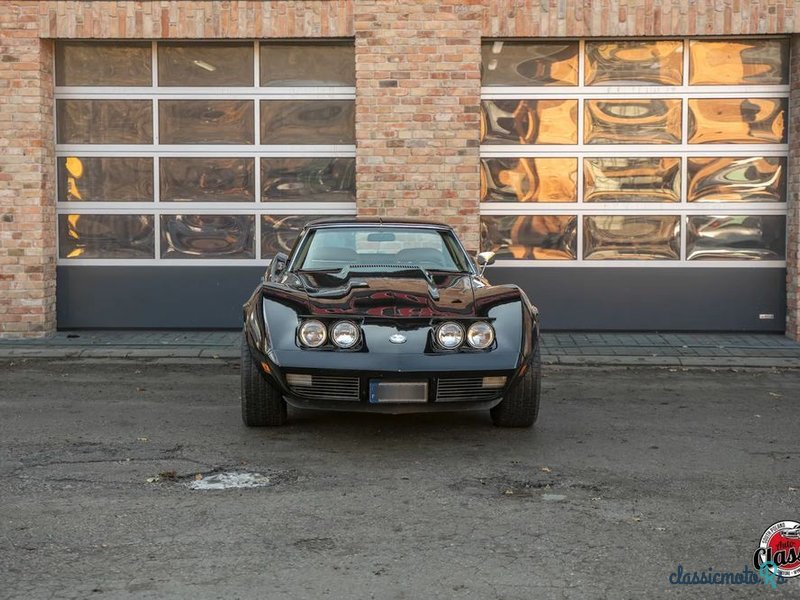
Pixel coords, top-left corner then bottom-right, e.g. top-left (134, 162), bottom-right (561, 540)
top-left (487, 267), bottom-right (786, 332)
top-left (57, 266), bottom-right (265, 329)
top-left (57, 266), bottom-right (786, 331)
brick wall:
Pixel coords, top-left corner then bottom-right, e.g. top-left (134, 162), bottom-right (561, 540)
top-left (354, 0), bottom-right (482, 251)
top-left (483, 0), bottom-right (798, 36)
top-left (38, 0), bottom-right (354, 38)
top-left (0, 3), bottom-right (55, 337)
top-left (788, 34), bottom-right (800, 340)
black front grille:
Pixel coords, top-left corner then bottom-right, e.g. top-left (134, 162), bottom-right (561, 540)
top-left (436, 378), bottom-right (503, 402)
top-left (288, 375), bottom-right (360, 401)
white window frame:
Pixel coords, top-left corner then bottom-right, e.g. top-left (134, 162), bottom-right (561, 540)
top-left (480, 37), bottom-right (790, 268)
top-left (55, 40), bottom-right (357, 266)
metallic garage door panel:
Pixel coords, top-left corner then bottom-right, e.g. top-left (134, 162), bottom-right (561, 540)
top-left (57, 266), bottom-right (786, 332)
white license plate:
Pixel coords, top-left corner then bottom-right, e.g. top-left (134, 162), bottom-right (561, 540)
top-left (369, 380), bottom-right (428, 403)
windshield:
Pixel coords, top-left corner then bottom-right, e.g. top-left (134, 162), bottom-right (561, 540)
top-left (294, 227), bottom-right (470, 272)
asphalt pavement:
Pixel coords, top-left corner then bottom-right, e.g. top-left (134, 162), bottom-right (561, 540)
top-left (1, 359), bottom-right (799, 599)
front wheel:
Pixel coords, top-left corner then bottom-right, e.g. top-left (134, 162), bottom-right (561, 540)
top-left (490, 342), bottom-right (541, 428)
top-left (241, 333), bottom-right (287, 427)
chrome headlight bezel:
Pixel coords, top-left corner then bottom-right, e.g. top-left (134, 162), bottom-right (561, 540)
top-left (435, 321), bottom-right (465, 350)
top-left (466, 321), bottom-right (495, 349)
top-left (331, 320), bottom-right (360, 349)
top-left (298, 319), bottom-right (327, 348)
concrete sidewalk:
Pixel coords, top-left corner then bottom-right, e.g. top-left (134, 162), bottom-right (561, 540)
top-left (1, 330), bottom-right (800, 367)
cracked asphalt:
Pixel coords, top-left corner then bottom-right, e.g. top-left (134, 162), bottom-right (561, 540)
top-left (1, 359), bottom-right (799, 599)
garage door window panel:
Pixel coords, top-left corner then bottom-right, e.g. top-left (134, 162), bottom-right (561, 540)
top-left (55, 42), bottom-right (152, 87)
top-left (160, 158), bottom-right (255, 203)
top-left (481, 99), bottom-right (578, 145)
top-left (686, 215), bottom-right (787, 260)
top-left (58, 157), bottom-right (154, 202)
top-left (585, 40), bottom-right (683, 86)
top-left (158, 42), bottom-right (254, 87)
top-left (584, 99), bottom-right (682, 145)
top-left (688, 98), bottom-right (786, 144)
top-left (583, 157), bottom-right (681, 203)
top-left (160, 215), bottom-right (255, 259)
top-left (58, 214), bottom-right (155, 259)
top-left (261, 158), bottom-right (355, 203)
top-left (481, 41), bottom-right (579, 87)
top-left (481, 158), bottom-right (577, 203)
top-left (687, 157), bottom-right (785, 203)
top-left (260, 100), bottom-right (355, 145)
top-left (480, 215), bottom-right (578, 260)
top-left (689, 39), bottom-right (789, 86)
top-left (260, 42), bottom-right (355, 87)
top-left (159, 100), bottom-right (255, 145)
top-left (583, 216), bottom-right (681, 261)
top-left (57, 100), bottom-right (153, 144)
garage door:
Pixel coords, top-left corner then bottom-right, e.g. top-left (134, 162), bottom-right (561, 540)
top-left (55, 41), bottom-right (355, 328)
top-left (480, 38), bottom-right (789, 331)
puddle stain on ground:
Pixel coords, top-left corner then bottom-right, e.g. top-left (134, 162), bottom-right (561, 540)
top-left (188, 471), bottom-right (271, 491)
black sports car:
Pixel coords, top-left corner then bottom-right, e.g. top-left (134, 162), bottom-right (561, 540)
top-left (241, 219), bottom-right (542, 427)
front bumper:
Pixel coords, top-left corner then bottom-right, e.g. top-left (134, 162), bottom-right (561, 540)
top-left (266, 366), bottom-right (515, 414)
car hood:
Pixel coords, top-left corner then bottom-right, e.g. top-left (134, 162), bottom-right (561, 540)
top-left (284, 270), bottom-right (478, 318)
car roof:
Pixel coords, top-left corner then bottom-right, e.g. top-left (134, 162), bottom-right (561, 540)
top-left (304, 217), bottom-right (454, 231)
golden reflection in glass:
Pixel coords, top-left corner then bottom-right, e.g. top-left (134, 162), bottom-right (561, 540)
top-left (688, 98), bottom-right (786, 144)
top-left (584, 99), bottom-right (681, 145)
top-left (58, 157), bottom-right (153, 202)
top-left (159, 100), bottom-right (255, 145)
top-left (480, 215), bottom-right (577, 260)
top-left (480, 158), bottom-right (577, 203)
top-left (481, 41), bottom-right (578, 86)
top-left (56, 100), bottom-right (153, 144)
top-left (58, 214), bottom-right (155, 259)
top-left (689, 39), bottom-right (789, 85)
top-left (160, 215), bottom-right (255, 259)
top-left (480, 100), bottom-right (578, 145)
top-left (687, 157), bottom-right (785, 202)
top-left (686, 215), bottom-right (786, 260)
top-left (583, 157), bottom-right (680, 203)
top-left (160, 158), bottom-right (254, 202)
top-left (583, 215), bottom-right (680, 260)
top-left (55, 42), bottom-right (152, 86)
top-left (585, 40), bottom-right (683, 86)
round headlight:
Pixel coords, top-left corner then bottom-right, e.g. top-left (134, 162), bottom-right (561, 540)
top-left (299, 319), bottom-right (327, 347)
top-left (466, 321), bottom-right (494, 349)
top-left (436, 322), bottom-right (464, 349)
top-left (331, 320), bottom-right (360, 349)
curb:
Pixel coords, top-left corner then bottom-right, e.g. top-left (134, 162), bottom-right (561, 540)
top-left (1, 348), bottom-right (798, 368)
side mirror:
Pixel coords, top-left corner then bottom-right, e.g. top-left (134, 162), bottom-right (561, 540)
top-left (476, 251), bottom-right (496, 275)
top-left (267, 252), bottom-right (288, 280)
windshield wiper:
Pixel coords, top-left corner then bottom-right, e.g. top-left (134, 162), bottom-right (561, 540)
top-left (392, 266), bottom-right (440, 301)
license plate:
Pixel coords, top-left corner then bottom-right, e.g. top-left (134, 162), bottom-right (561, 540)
top-left (369, 380), bottom-right (428, 403)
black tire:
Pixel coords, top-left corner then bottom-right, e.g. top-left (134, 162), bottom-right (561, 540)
top-left (241, 333), bottom-right (287, 427)
top-left (490, 341), bottom-right (541, 428)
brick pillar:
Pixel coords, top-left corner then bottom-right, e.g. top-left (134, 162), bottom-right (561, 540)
top-left (353, 0), bottom-right (482, 251)
top-left (0, 3), bottom-right (56, 338)
top-left (787, 35), bottom-right (800, 340)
